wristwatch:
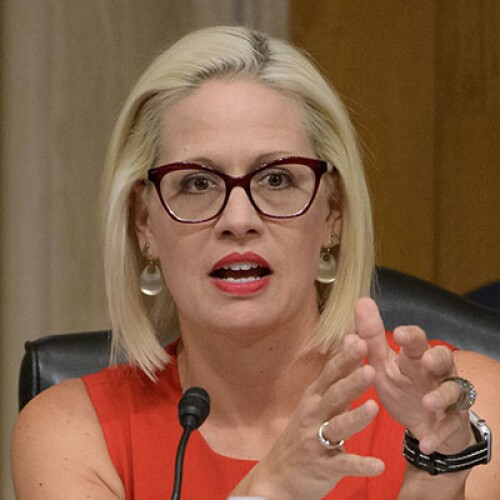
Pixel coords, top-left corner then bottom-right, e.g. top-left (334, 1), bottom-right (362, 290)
top-left (403, 411), bottom-right (492, 475)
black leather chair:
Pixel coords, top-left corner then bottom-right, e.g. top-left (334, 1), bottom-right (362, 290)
top-left (19, 331), bottom-right (112, 411)
top-left (373, 268), bottom-right (500, 358)
top-left (18, 267), bottom-right (500, 411)
top-left (465, 280), bottom-right (500, 311)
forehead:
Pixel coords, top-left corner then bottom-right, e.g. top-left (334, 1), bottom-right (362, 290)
top-left (158, 79), bottom-right (313, 166)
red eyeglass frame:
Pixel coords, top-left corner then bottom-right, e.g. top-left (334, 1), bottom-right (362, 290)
top-left (145, 156), bottom-right (333, 223)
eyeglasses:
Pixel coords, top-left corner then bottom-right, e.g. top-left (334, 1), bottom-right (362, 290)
top-left (146, 156), bottom-right (331, 223)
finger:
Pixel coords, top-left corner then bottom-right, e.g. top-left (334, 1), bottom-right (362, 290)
top-left (314, 334), bottom-right (367, 394)
top-left (393, 326), bottom-right (429, 359)
top-left (325, 452), bottom-right (385, 477)
top-left (319, 365), bottom-right (375, 418)
top-left (418, 416), bottom-right (474, 455)
top-left (421, 346), bottom-right (455, 377)
top-left (422, 379), bottom-right (462, 413)
top-left (355, 298), bottom-right (390, 370)
top-left (321, 399), bottom-right (379, 445)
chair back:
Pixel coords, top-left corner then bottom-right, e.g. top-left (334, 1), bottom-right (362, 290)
top-left (19, 331), bottom-right (111, 410)
top-left (374, 267), bottom-right (500, 358)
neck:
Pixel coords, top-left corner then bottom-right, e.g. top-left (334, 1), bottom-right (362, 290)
top-left (176, 314), bottom-right (326, 427)
top-left (175, 308), bottom-right (330, 460)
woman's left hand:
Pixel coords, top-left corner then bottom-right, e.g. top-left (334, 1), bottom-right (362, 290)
top-left (355, 297), bottom-right (474, 455)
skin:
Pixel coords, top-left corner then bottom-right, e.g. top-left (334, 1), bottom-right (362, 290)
top-left (11, 80), bottom-right (500, 499)
top-left (138, 80), bottom-right (339, 343)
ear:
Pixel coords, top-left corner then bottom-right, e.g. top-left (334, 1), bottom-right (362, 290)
top-left (322, 206), bottom-right (342, 248)
top-left (321, 172), bottom-right (343, 247)
top-left (132, 181), bottom-right (155, 253)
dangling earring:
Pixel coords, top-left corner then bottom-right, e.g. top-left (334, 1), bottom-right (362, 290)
top-left (139, 243), bottom-right (164, 296)
top-left (316, 234), bottom-right (339, 285)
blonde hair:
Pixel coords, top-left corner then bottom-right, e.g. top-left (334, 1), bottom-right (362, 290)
top-left (102, 25), bottom-right (374, 377)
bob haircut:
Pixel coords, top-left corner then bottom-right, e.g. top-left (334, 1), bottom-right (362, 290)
top-left (102, 25), bottom-right (374, 378)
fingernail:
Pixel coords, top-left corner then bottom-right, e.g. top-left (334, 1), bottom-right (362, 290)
top-left (425, 395), bottom-right (439, 411)
top-left (395, 328), bottom-right (408, 343)
top-left (372, 459), bottom-right (385, 475)
top-left (359, 365), bottom-right (374, 384)
top-left (419, 438), bottom-right (433, 455)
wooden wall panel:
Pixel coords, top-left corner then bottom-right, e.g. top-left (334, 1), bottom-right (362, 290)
top-left (434, 1), bottom-right (500, 292)
top-left (291, 0), bottom-right (500, 293)
top-left (291, 0), bottom-right (437, 281)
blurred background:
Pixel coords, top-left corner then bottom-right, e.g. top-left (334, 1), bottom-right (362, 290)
top-left (1, 1), bottom-right (498, 497)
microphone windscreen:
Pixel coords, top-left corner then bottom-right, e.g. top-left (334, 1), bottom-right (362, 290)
top-left (178, 386), bottom-right (210, 430)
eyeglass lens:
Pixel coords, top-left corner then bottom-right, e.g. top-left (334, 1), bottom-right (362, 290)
top-left (159, 162), bottom-right (318, 221)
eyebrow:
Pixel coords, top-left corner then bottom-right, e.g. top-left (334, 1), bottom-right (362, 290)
top-left (184, 151), bottom-right (296, 172)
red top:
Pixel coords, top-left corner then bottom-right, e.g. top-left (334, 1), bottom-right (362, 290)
top-left (82, 334), bottom-right (455, 499)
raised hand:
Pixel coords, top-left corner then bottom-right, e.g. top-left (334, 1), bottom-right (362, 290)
top-left (230, 334), bottom-right (384, 499)
top-left (355, 297), bottom-right (474, 455)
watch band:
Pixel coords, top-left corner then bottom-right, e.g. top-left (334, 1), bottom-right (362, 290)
top-left (403, 411), bottom-right (491, 475)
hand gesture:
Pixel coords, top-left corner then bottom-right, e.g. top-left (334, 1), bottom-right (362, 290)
top-left (356, 297), bottom-right (474, 455)
top-left (231, 334), bottom-right (384, 499)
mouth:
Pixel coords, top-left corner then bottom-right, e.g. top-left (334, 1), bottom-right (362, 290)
top-left (210, 261), bottom-right (272, 283)
top-left (209, 253), bottom-right (272, 284)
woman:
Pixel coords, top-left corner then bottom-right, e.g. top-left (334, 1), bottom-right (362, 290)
top-left (12, 26), bottom-right (499, 499)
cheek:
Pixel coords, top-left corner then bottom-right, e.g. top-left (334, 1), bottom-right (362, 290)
top-left (154, 232), bottom-right (200, 306)
top-left (146, 206), bottom-right (191, 280)
top-left (311, 188), bottom-right (334, 247)
top-left (146, 196), bottom-right (193, 256)
top-left (147, 212), bottom-right (214, 305)
top-left (287, 214), bottom-right (327, 276)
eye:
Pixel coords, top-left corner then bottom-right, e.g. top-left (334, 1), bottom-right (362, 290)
top-left (179, 172), bottom-right (220, 193)
top-left (257, 168), bottom-right (295, 189)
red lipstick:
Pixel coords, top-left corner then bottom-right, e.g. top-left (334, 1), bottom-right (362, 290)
top-left (209, 252), bottom-right (272, 295)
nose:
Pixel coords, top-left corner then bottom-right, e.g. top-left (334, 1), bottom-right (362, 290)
top-left (214, 186), bottom-right (263, 240)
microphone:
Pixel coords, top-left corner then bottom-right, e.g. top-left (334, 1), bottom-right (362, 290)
top-left (178, 386), bottom-right (211, 430)
top-left (172, 387), bottom-right (210, 500)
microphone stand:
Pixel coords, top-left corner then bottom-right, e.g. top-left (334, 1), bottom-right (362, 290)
top-left (172, 426), bottom-right (193, 500)
top-left (171, 387), bottom-right (210, 500)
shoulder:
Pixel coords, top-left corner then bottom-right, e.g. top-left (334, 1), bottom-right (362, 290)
top-left (83, 360), bottom-right (178, 412)
top-left (13, 378), bottom-right (96, 450)
top-left (453, 349), bottom-right (499, 403)
top-left (12, 378), bottom-right (125, 499)
top-left (453, 349), bottom-right (499, 371)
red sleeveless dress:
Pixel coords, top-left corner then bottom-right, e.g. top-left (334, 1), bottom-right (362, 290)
top-left (82, 334), bottom-right (455, 499)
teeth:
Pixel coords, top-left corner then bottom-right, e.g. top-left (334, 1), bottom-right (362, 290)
top-left (223, 276), bottom-right (261, 283)
top-left (222, 262), bottom-right (260, 271)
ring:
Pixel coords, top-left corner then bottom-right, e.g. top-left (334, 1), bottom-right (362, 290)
top-left (444, 377), bottom-right (477, 413)
top-left (318, 421), bottom-right (345, 451)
